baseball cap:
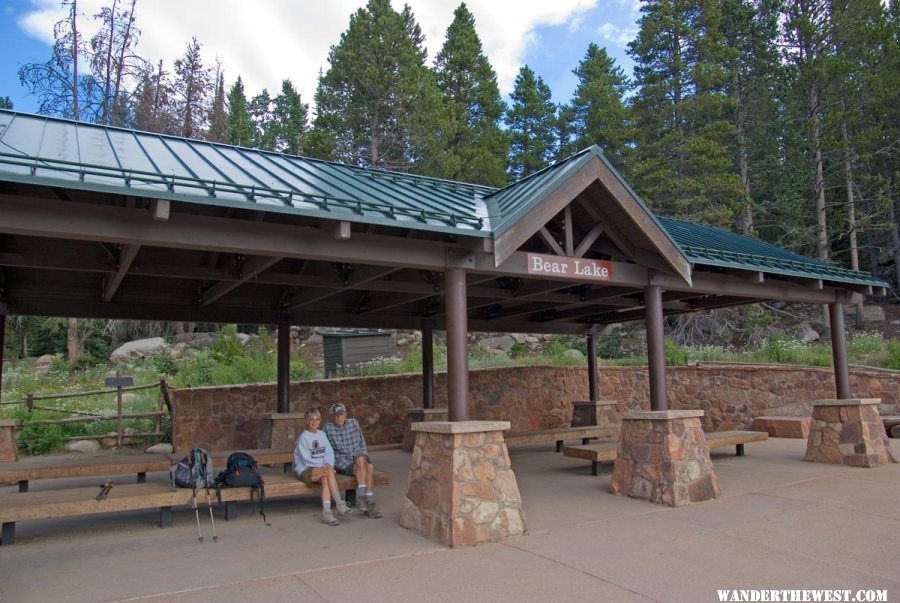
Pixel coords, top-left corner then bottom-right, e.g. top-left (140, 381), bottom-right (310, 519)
top-left (331, 403), bottom-right (347, 415)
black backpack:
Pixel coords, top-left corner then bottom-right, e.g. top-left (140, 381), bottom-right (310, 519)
top-left (214, 452), bottom-right (268, 523)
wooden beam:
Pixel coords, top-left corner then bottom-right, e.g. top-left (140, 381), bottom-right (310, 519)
top-left (102, 244), bottom-right (140, 302)
top-left (538, 227), bottom-right (565, 256)
top-left (564, 205), bottom-right (574, 256)
top-left (573, 223), bottom-right (604, 258)
top-left (199, 255), bottom-right (283, 306)
top-left (150, 199), bottom-right (170, 222)
top-left (284, 266), bottom-right (401, 310)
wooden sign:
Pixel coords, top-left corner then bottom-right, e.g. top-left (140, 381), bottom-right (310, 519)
top-left (104, 376), bottom-right (134, 388)
top-left (526, 252), bottom-right (613, 281)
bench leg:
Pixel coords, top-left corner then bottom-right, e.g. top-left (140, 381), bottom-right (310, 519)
top-left (159, 506), bottom-right (173, 528)
top-left (582, 438), bottom-right (590, 445)
top-left (224, 501), bottom-right (237, 521)
top-left (283, 462), bottom-right (292, 473)
top-left (556, 440), bottom-right (563, 452)
top-left (137, 472), bottom-right (146, 484)
top-left (18, 480), bottom-right (28, 493)
top-left (346, 489), bottom-right (357, 506)
top-left (1, 522), bottom-right (15, 545)
top-left (736, 443), bottom-right (745, 456)
top-left (592, 461), bottom-right (600, 477)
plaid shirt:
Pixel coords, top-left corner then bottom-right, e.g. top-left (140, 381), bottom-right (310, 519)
top-left (323, 418), bottom-right (367, 470)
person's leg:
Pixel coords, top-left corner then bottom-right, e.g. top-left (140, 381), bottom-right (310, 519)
top-left (362, 459), bottom-right (381, 518)
top-left (354, 456), bottom-right (368, 510)
top-left (324, 466), bottom-right (352, 516)
top-left (309, 467), bottom-right (339, 525)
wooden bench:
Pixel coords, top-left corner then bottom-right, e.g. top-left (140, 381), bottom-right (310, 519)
top-left (504, 426), bottom-right (619, 451)
top-left (563, 430), bottom-right (770, 476)
top-left (752, 416), bottom-right (811, 439)
top-left (0, 453), bottom-right (173, 492)
top-left (0, 468), bottom-right (389, 545)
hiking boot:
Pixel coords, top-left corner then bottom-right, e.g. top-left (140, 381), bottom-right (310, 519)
top-left (364, 501), bottom-right (382, 519)
top-left (357, 498), bottom-right (369, 514)
top-left (321, 510), bottom-right (340, 526)
top-left (336, 501), bottom-right (353, 517)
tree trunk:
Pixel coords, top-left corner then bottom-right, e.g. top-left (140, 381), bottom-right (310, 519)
top-left (841, 118), bottom-right (864, 326)
top-left (67, 318), bottom-right (81, 362)
top-left (810, 82), bottom-right (828, 262)
top-left (889, 193), bottom-right (900, 294)
top-left (71, 0), bottom-right (80, 120)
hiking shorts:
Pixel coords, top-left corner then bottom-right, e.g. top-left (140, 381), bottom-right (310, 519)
top-left (298, 468), bottom-right (314, 486)
top-left (336, 454), bottom-right (370, 475)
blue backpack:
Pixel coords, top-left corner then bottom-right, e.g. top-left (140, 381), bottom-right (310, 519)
top-left (214, 452), bottom-right (267, 523)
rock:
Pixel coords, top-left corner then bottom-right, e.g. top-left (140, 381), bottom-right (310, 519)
top-left (173, 332), bottom-right (215, 348)
top-left (33, 354), bottom-right (60, 374)
top-left (66, 440), bottom-right (100, 454)
top-left (563, 349), bottom-right (584, 359)
top-left (524, 336), bottom-right (539, 345)
top-left (236, 333), bottom-right (252, 347)
top-left (109, 337), bottom-right (166, 364)
top-left (303, 334), bottom-right (322, 346)
top-left (397, 338), bottom-right (409, 346)
top-left (512, 333), bottom-right (528, 344)
top-left (793, 323), bottom-right (819, 344)
top-left (146, 443), bottom-right (173, 454)
top-left (478, 335), bottom-right (516, 351)
top-left (862, 305), bottom-right (885, 322)
top-left (100, 432), bottom-right (120, 448)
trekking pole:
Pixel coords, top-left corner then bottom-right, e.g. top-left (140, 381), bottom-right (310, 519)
top-left (204, 485), bottom-right (218, 542)
top-left (191, 489), bottom-right (204, 542)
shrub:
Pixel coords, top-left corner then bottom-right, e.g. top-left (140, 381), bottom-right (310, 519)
top-left (848, 331), bottom-right (885, 358)
top-left (664, 339), bottom-right (687, 366)
top-left (210, 325), bottom-right (244, 364)
top-left (17, 419), bottom-right (66, 455)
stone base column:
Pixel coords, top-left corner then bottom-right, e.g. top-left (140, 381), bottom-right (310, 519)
top-left (402, 408), bottom-right (449, 453)
top-left (805, 399), bottom-right (897, 467)
top-left (571, 400), bottom-right (620, 429)
top-left (0, 420), bottom-right (19, 462)
top-left (258, 412), bottom-right (306, 449)
top-left (609, 410), bottom-right (720, 507)
top-left (400, 421), bottom-right (527, 547)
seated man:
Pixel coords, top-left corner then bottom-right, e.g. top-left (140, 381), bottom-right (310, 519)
top-left (293, 407), bottom-right (353, 526)
top-left (323, 403), bottom-right (382, 518)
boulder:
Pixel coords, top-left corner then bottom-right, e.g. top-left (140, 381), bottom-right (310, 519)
top-left (100, 432), bottom-right (120, 448)
top-left (33, 354), bottom-right (60, 374)
top-left (862, 305), bottom-right (885, 322)
top-left (564, 349), bottom-right (584, 359)
top-left (173, 332), bottom-right (215, 348)
top-left (66, 440), bottom-right (101, 454)
top-left (109, 337), bottom-right (166, 364)
top-left (478, 335), bottom-right (516, 351)
top-left (146, 442), bottom-right (174, 454)
top-left (793, 323), bottom-right (819, 344)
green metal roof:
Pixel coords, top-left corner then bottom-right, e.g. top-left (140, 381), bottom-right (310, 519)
top-left (0, 109), bottom-right (492, 238)
top-left (659, 217), bottom-right (888, 287)
top-left (0, 108), bottom-right (887, 289)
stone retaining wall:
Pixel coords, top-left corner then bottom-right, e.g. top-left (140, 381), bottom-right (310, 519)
top-left (172, 364), bottom-right (900, 452)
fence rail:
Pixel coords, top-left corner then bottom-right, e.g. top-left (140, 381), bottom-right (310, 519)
top-left (7, 378), bottom-right (172, 446)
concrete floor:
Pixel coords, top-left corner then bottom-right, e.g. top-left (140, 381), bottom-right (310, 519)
top-left (0, 437), bottom-right (898, 603)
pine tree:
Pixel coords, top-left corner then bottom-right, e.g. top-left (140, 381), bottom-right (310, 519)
top-left (173, 37), bottom-right (210, 138)
top-left (206, 66), bottom-right (228, 143)
top-left (432, 2), bottom-right (507, 186)
top-left (308, 0), bottom-right (445, 171)
top-left (628, 0), bottom-right (742, 227)
top-left (87, 0), bottom-right (143, 126)
top-left (249, 89), bottom-right (276, 151)
top-left (0, 97), bottom-right (12, 110)
top-left (505, 66), bottom-right (557, 180)
top-left (226, 76), bottom-right (252, 146)
top-left (272, 79), bottom-right (308, 155)
top-left (558, 43), bottom-right (630, 171)
top-left (132, 59), bottom-right (176, 134)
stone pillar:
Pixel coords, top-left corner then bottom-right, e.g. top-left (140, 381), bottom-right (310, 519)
top-left (805, 399), bottom-right (897, 467)
top-left (609, 410), bottom-right (720, 507)
top-left (0, 420), bottom-right (19, 462)
top-left (258, 412), bottom-right (306, 449)
top-left (571, 400), bottom-right (620, 429)
top-left (402, 408), bottom-right (449, 453)
top-left (401, 421), bottom-right (527, 547)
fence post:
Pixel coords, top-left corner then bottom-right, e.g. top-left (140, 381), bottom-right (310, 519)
top-left (154, 384), bottom-right (163, 443)
top-left (116, 385), bottom-right (124, 447)
top-left (25, 393), bottom-right (33, 412)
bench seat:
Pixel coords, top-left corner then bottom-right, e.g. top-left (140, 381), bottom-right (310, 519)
top-left (0, 469), bottom-right (389, 545)
top-left (504, 426), bottom-right (619, 451)
top-left (563, 430), bottom-right (769, 476)
top-left (0, 454), bottom-right (173, 492)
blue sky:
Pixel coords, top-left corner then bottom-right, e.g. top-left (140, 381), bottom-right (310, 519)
top-left (0, 0), bottom-right (640, 116)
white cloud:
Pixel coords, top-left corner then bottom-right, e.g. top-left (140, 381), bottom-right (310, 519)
top-left (596, 21), bottom-right (637, 47)
top-left (15, 0), bottom-right (600, 108)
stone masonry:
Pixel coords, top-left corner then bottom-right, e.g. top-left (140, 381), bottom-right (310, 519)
top-left (400, 421), bottom-right (526, 547)
top-left (0, 420), bottom-right (19, 462)
top-left (609, 410), bottom-right (721, 507)
top-left (571, 400), bottom-right (620, 429)
top-left (258, 413), bottom-right (306, 449)
top-left (402, 408), bottom-right (449, 453)
top-left (171, 365), bottom-right (900, 452)
top-left (804, 399), bottom-right (897, 467)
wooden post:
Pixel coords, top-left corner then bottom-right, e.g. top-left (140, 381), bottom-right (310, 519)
top-left (422, 319), bottom-right (434, 410)
top-left (277, 321), bottom-right (291, 413)
top-left (445, 268), bottom-right (470, 421)
top-left (0, 309), bottom-right (5, 403)
top-left (645, 285), bottom-right (668, 411)
top-left (116, 385), bottom-right (124, 447)
top-left (828, 302), bottom-right (851, 399)
top-left (587, 332), bottom-right (598, 402)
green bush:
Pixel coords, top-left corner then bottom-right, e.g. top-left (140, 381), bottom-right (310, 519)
top-left (17, 420), bottom-right (66, 455)
top-left (848, 331), bottom-right (885, 358)
top-left (664, 339), bottom-right (687, 366)
top-left (885, 339), bottom-right (900, 370)
top-left (210, 325), bottom-right (244, 364)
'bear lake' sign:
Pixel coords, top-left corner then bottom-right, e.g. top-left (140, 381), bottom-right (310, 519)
top-left (526, 252), bottom-right (613, 281)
